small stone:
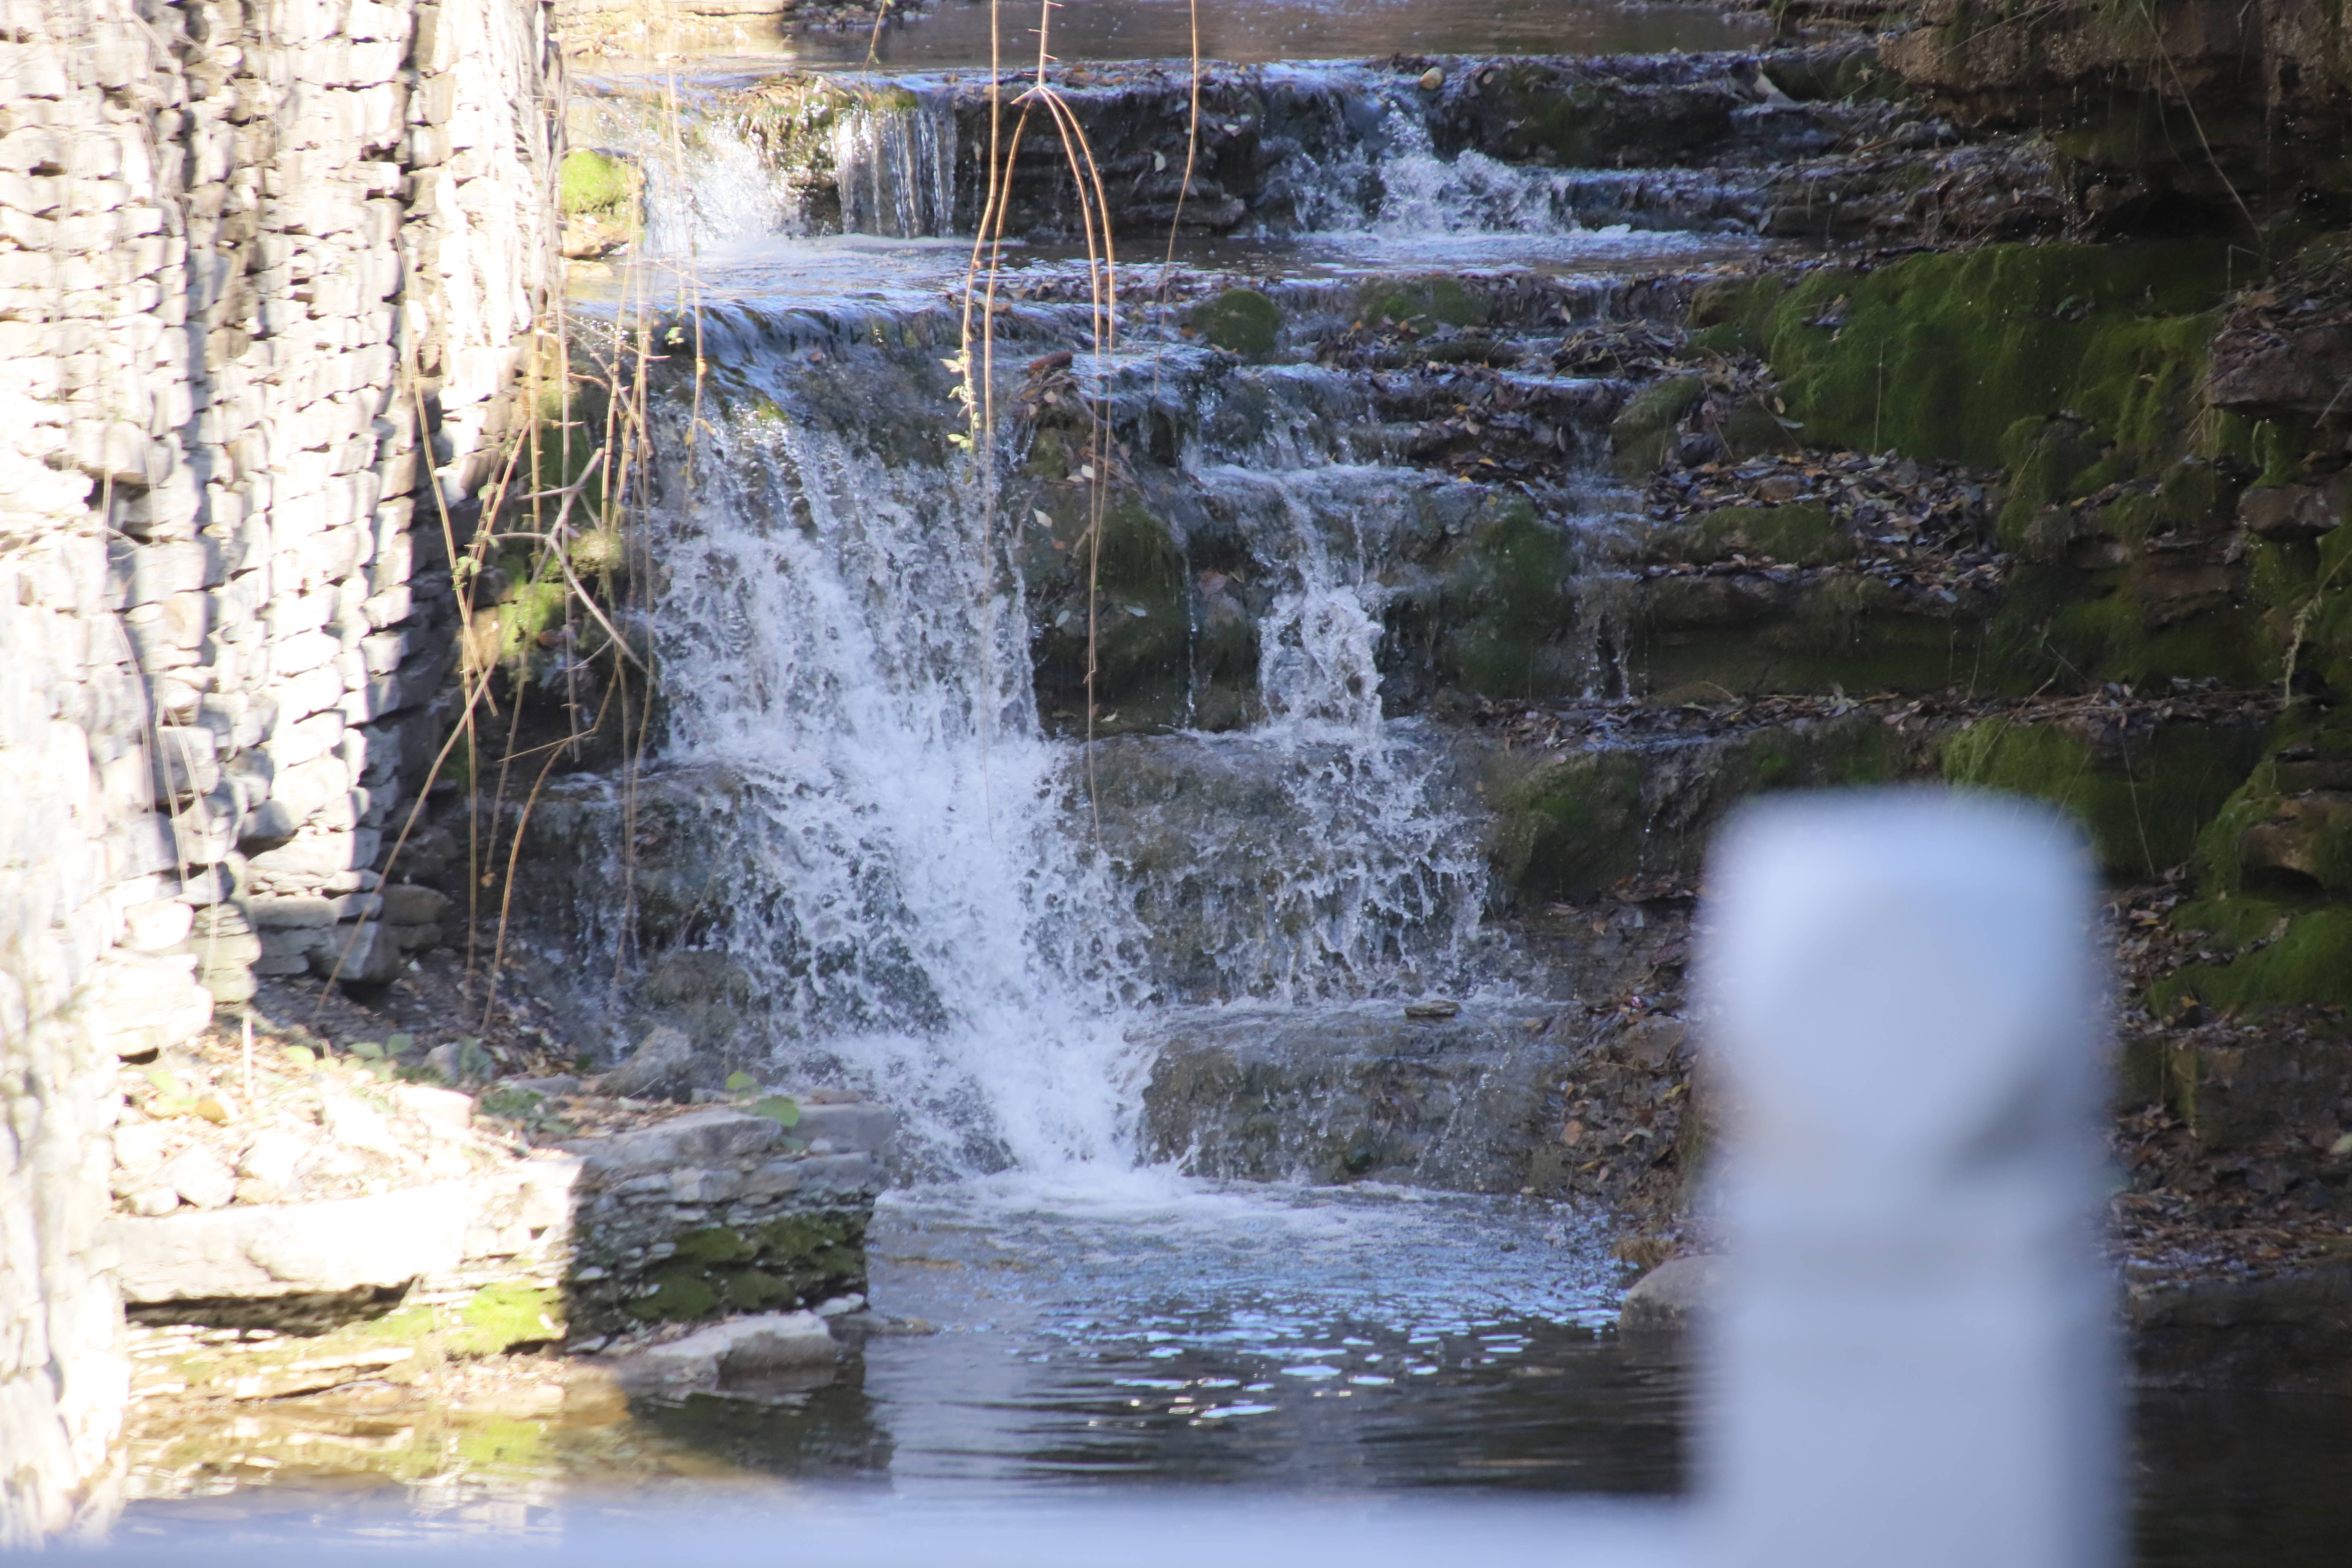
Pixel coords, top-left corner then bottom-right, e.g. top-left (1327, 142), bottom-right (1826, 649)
top-left (1418, 66), bottom-right (1445, 92)
top-left (157, 1145), bottom-right (237, 1210)
top-left (236, 1128), bottom-right (308, 1191)
top-left (233, 1177), bottom-right (283, 1205)
top-left (113, 1121), bottom-right (171, 1172)
top-left (389, 1083), bottom-right (474, 1132)
top-left (127, 1186), bottom-right (180, 1217)
top-left (1404, 998), bottom-right (1460, 1020)
top-left (596, 1024), bottom-right (695, 1101)
top-left (813, 1293), bottom-right (865, 1318)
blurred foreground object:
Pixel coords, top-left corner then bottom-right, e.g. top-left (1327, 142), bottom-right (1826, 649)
top-left (1700, 789), bottom-right (2115, 1568)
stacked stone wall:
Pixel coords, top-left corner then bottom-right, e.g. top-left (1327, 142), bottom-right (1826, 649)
top-left (0, 0), bottom-right (557, 1539)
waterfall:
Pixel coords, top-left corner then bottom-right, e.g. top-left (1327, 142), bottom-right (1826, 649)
top-left (831, 96), bottom-right (956, 237)
top-left (631, 372), bottom-right (1147, 1174)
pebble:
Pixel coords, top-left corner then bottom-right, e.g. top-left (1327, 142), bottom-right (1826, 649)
top-left (1419, 66), bottom-right (1444, 92)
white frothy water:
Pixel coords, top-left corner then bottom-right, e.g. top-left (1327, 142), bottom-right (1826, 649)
top-left (648, 407), bottom-right (1147, 1173)
top-left (1167, 462), bottom-right (1488, 1001)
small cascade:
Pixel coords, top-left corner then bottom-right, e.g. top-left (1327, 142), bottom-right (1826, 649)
top-left (619, 389), bottom-right (1149, 1174)
top-left (830, 95), bottom-right (956, 237)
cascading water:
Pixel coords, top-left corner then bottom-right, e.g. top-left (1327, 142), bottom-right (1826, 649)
top-left (831, 95), bottom-right (957, 237)
top-left (627, 360), bottom-right (1150, 1174)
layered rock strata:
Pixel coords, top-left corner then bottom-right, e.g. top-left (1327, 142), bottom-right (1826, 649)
top-left (0, 0), bottom-right (558, 1536)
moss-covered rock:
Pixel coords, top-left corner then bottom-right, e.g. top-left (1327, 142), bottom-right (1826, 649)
top-left (1435, 499), bottom-right (1577, 699)
top-left (1027, 498), bottom-right (1193, 734)
top-left (619, 1208), bottom-right (869, 1324)
top-left (1640, 502), bottom-right (1856, 567)
top-left (1610, 373), bottom-right (1708, 478)
top-left (1188, 287), bottom-right (1283, 355)
top-left (1357, 276), bottom-right (1489, 332)
top-left (2154, 908), bottom-right (2352, 1015)
top-left (559, 149), bottom-right (644, 258)
top-left (1631, 570), bottom-right (1994, 700)
top-left (1941, 712), bottom-right (2265, 878)
top-left (1761, 241), bottom-right (2230, 467)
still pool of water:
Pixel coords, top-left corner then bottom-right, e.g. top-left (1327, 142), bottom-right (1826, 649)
top-left (113, 1178), bottom-right (2352, 1564)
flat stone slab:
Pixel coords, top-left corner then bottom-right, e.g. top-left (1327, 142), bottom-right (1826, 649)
top-left (560, 1107), bottom-right (783, 1178)
top-left (609, 1310), bottom-right (839, 1391)
top-left (108, 1183), bottom-right (477, 1303)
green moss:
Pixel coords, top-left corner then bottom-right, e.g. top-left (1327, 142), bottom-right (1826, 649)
top-left (1686, 274), bottom-right (1784, 356)
top-left (1610, 373), bottom-right (1706, 478)
top-left (2173, 893), bottom-right (2295, 947)
top-left (2153, 909), bottom-right (2352, 1012)
top-left (449, 1283), bottom-right (563, 1356)
top-left (454, 1415), bottom-right (552, 1470)
top-left (559, 150), bottom-right (642, 218)
top-left (1357, 276), bottom-right (1488, 331)
top-left (1493, 749), bottom-right (1649, 899)
top-left (1440, 499), bottom-right (1575, 698)
top-left (629, 1269), bottom-right (719, 1323)
top-left (1643, 502), bottom-right (1855, 567)
top-left (1943, 714), bottom-right (2262, 877)
top-left (1188, 288), bottom-right (1282, 355)
top-left (1030, 499), bottom-right (1191, 731)
top-left (1762, 241), bottom-right (2230, 467)
top-left (1635, 571), bottom-right (1991, 699)
top-left (672, 1226), bottom-right (756, 1265)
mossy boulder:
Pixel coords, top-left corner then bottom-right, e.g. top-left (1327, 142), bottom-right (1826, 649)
top-left (1027, 498), bottom-right (1192, 733)
top-left (1760, 241), bottom-right (2231, 467)
top-left (559, 149), bottom-right (644, 258)
top-left (1462, 64), bottom-right (1737, 167)
top-left (1640, 502), bottom-right (1856, 567)
top-left (1188, 288), bottom-right (1283, 355)
top-left (1610, 374), bottom-right (1708, 478)
top-left (1941, 713), bottom-right (2265, 878)
top-left (1490, 715), bottom-right (1917, 901)
top-left (1357, 276), bottom-right (1489, 332)
top-left (2153, 908), bottom-right (2352, 1016)
top-left (619, 1209), bottom-right (869, 1324)
top-left (1631, 570), bottom-right (1992, 700)
top-left (1435, 499), bottom-right (1578, 699)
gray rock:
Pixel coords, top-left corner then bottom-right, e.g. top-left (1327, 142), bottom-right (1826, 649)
top-left (158, 1145), bottom-right (237, 1211)
top-left (378, 883), bottom-right (449, 925)
top-left (389, 1083), bottom-right (473, 1132)
top-left (111, 1121), bottom-right (170, 1173)
top-left (234, 1129), bottom-right (308, 1192)
top-left (611, 1310), bottom-right (838, 1391)
top-left (793, 1152), bottom-right (882, 1198)
top-left (562, 1107), bottom-right (782, 1179)
top-left (790, 1102), bottom-right (897, 1157)
top-left (1619, 1254), bottom-right (1725, 1334)
top-left (2130, 1263), bottom-right (2352, 1392)
top-left (502, 1074), bottom-right (582, 1099)
top-left (597, 1023), bottom-right (694, 1101)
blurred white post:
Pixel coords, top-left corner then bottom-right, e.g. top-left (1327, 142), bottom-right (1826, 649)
top-left (1699, 790), bottom-right (2116, 1568)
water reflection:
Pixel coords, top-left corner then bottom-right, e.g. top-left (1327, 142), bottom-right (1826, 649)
top-left (115, 1179), bottom-right (2352, 1565)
